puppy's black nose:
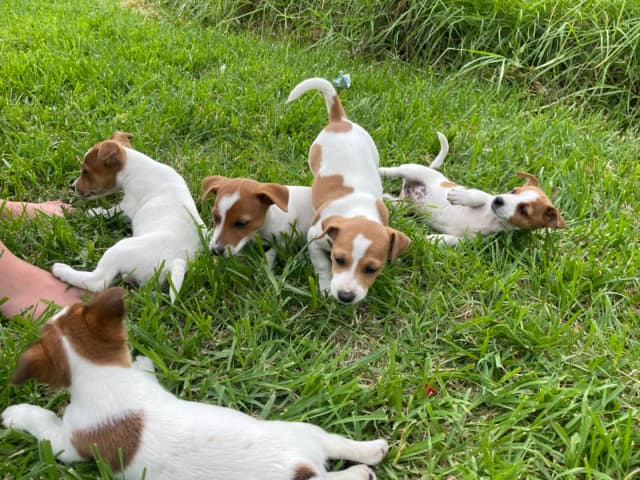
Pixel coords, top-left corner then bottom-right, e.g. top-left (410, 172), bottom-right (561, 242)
top-left (493, 196), bottom-right (505, 208)
top-left (69, 180), bottom-right (76, 191)
top-left (211, 247), bottom-right (224, 256)
top-left (337, 290), bottom-right (356, 303)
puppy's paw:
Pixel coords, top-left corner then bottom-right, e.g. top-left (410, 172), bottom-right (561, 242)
top-left (132, 355), bottom-right (155, 374)
top-left (359, 439), bottom-right (389, 465)
top-left (340, 464), bottom-right (377, 480)
top-left (2, 404), bottom-right (56, 432)
top-left (446, 187), bottom-right (470, 205)
top-left (52, 262), bottom-right (75, 282)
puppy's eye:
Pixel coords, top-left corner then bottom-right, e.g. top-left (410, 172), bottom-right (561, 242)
top-left (518, 204), bottom-right (528, 216)
top-left (81, 168), bottom-right (89, 176)
top-left (213, 213), bottom-right (222, 224)
top-left (363, 265), bottom-right (379, 275)
top-left (234, 220), bottom-right (249, 229)
top-left (334, 256), bottom-right (346, 266)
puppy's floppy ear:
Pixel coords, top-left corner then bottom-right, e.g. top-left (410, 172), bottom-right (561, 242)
top-left (316, 216), bottom-right (344, 241)
top-left (386, 227), bottom-right (410, 262)
top-left (109, 131), bottom-right (134, 148)
top-left (516, 171), bottom-right (539, 187)
top-left (545, 206), bottom-right (566, 229)
top-left (201, 176), bottom-right (227, 201)
top-left (85, 287), bottom-right (127, 332)
top-left (97, 141), bottom-right (125, 169)
top-left (257, 183), bottom-right (289, 212)
top-left (11, 342), bottom-right (47, 385)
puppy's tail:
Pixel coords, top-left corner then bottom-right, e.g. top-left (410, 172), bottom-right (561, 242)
top-left (168, 258), bottom-right (187, 304)
top-left (429, 132), bottom-right (449, 169)
top-left (287, 78), bottom-right (347, 123)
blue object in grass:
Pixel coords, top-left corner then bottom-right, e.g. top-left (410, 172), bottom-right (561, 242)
top-left (333, 73), bottom-right (351, 89)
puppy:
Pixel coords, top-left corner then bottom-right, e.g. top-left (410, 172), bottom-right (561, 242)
top-left (379, 132), bottom-right (566, 245)
top-left (287, 78), bottom-right (410, 304)
top-left (52, 132), bottom-right (205, 302)
top-left (201, 176), bottom-right (314, 267)
top-left (2, 288), bottom-right (389, 480)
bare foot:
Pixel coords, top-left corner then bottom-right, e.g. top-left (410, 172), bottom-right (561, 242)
top-left (1, 200), bottom-right (74, 219)
top-left (0, 244), bottom-right (85, 319)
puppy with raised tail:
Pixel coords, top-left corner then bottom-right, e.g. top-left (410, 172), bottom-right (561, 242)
top-left (2, 288), bottom-right (388, 480)
top-left (287, 78), bottom-right (410, 304)
top-left (379, 132), bottom-right (565, 245)
top-left (201, 176), bottom-right (313, 267)
top-left (52, 132), bottom-right (205, 302)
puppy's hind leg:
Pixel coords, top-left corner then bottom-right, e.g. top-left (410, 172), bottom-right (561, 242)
top-left (426, 234), bottom-right (463, 246)
top-left (327, 465), bottom-right (377, 480)
top-left (168, 258), bottom-right (187, 303)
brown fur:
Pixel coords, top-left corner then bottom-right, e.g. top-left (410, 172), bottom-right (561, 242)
top-left (312, 175), bottom-right (354, 214)
top-left (202, 176), bottom-right (290, 248)
top-left (309, 143), bottom-right (322, 174)
top-left (376, 199), bottom-right (389, 226)
top-left (71, 410), bottom-right (144, 471)
top-left (509, 186), bottom-right (565, 230)
top-left (109, 131), bottom-right (134, 149)
top-left (292, 464), bottom-right (318, 480)
top-left (74, 140), bottom-right (126, 198)
top-left (440, 180), bottom-right (458, 188)
top-left (10, 288), bottom-right (131, 388)
top-left (321, 216), bottom-right (410, 288)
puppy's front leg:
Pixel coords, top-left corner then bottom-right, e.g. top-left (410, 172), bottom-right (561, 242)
top-left (2, 404), bottom-right (83, 463)
top-left (87, 204), bottom-right (123, 218)
top-left (447, 187), bottom-right (493, 208)
top-left (308, 238), bottom-right (332, 294)
top-left (426, 234), bottom-right (463, 246)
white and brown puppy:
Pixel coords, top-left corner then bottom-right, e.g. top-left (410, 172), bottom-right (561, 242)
top-left (52, 132), bottom-right (205, 302)
top-left (202, 176), bottom-right (314, 267)
top-left (2, 288), bottom-right (388, 480)
top-left (379, 132), bottom-right (566, 245)
top-left (287, 78), bottom-right (409, 303)
top-left (287, 78), bottom-right (410, 304)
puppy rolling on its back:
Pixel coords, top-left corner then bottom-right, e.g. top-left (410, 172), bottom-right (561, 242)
top-left (379, 132), bottom-right (565, 245)
top-left (52, 132), bottom-right (205, 302)
top-left (288, 78), bottom-right (410, 304)
top-left (2, 288), bottom-right (388, 480)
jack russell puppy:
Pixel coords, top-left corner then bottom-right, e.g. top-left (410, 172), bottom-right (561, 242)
top-left (201, 176), bottom-right (314, 267)
top-left (52, 132), bottom-right (205, 302)
top-left (287, 78), bottom-right (410, 304)
top-left (379, 132), bottom-right (566, 245)
top-left (2, 288), bottom-right (389, 480)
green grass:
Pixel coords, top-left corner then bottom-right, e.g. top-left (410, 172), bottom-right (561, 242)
top-left (149, 0), bottom-right (640, 124)
top-left (1, 0), bottom-right (640, 478)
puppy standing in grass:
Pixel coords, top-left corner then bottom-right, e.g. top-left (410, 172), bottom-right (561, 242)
top-left (2, 288), bottom-right (389, 480)
top-left (52, 132), bottom-right (205, 302)
top-left (201, 176), bottom-right (314, 267)
top-left (287, 78), bottom-right (410, 304)
top-left (379, 132), bottom-right (565, 245)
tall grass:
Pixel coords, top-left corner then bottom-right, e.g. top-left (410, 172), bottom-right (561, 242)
top-left (149, 0), bottom-right (640, 122)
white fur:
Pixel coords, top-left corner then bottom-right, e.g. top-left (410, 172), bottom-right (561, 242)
top-left (209, 186), bottom-right (314, 266)
top-left (52, 147), bottom-right (205, 302)
top-left (2, 337), bottom-right (388, 479)
top-left (288, 78), bottom-right (384, 302)
top-left (329, 234), bottom-right (371, 303)
top-left (379, 132), bottom-right (542, 245)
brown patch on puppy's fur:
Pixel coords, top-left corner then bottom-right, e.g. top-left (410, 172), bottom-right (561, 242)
top-left (109, 131), bottom-right (134, 148)
top-left (74, 141), bottom-right (126, 198)
top-left (292, 464), bottom-right (318, 480)
top-left (376, 199), bottom-right (389, 225)
top-left (71, 410), bottom-right (144, 471)
top-left (309, 143), bottom-right (322, 174)
top-left (312, 175), bottom-right (354, 214)
top-left (440, 180), bottom-right (458, 188)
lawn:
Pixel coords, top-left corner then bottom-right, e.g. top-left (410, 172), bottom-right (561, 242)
top-left (1, 0), bottom-right (639, 478)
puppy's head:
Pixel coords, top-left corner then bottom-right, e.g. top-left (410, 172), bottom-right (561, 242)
top-left (11, 288), bottom-right (131, 388)
top-left (202, 176), bottom-right (289, 256)
top-left (72, 139), bottom-right (127, 199)
top-left (491, 172), bottom-right (565, 230)
top-left (319, 216), bottom-right (410, 304)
